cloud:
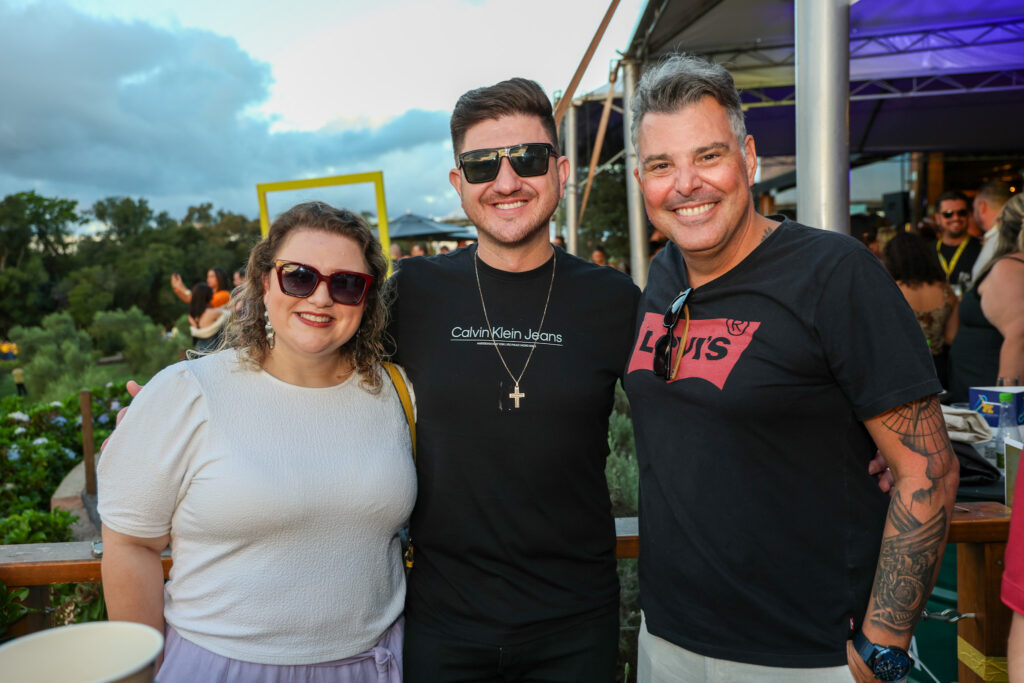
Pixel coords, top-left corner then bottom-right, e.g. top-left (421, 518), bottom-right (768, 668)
top-left (0, 2), bottom-right (456, 220)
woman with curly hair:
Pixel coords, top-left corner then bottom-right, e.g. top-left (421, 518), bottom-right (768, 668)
top-left (98, 202), bottom-right (415, 682)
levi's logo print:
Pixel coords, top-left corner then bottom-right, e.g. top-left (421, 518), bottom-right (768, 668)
top-left (627, 312), bottom-right (760, 389)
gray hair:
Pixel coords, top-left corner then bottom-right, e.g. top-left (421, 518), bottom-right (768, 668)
top-left (630, 54), bottom-right (747, 153)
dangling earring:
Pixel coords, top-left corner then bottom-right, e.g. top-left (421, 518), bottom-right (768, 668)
top-left (264, 310), bottom-right (275, 349)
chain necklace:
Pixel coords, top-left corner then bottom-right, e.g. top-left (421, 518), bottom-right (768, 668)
top-left (473, 246), bottom-right (557, 409)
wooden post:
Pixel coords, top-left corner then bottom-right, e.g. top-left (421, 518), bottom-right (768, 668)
top-left (79, 390), bottom-right (96, 497)
top-left (957, 543), bottom-right (1012, 682)
top-left (949, 502), bottom-right (1013, 682)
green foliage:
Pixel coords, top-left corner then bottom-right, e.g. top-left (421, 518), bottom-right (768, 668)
top-left (1, 190), bottom-right (260, 336)
top-left (578, 165), bottom-right (630, 264)
top-left (0, 253), bottom-right (52, 333)
top-left (0, 191), bottom-right (83, 332)
top-left (616, 558), bottom-right (640, 683)
top-left (89, 308), bottom-right (150, 356)
top-left (6, 310), bottom-right (173, 402)
top-left (66, 266), bottom-right (116, 327)
top-left (605, 382), bottom-right (639, 682)
top-left (605, 383), bottom-right (638, 518)
top-left (0, 509), bottom-right (76, 544)
top-left (9, 312), bottom-right (95, 402)
top-left (1, 382), bottom-right (129, 519)
top-left (0, 581), bottom-right (35, 636)
top-left (0, 191), bottom-right (80, 271)
top-left (51, 583), bottom-right (106, 625)
top-left (89, 307), bottom-right (182, 377)
top-left (90, 197), bottom-right (154, 242)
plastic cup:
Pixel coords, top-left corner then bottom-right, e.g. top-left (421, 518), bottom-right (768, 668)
top-left (0, 621), bottom-right (163, 683)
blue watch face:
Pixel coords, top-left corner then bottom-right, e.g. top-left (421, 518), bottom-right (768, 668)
top-left (872, 647), bottom-right (911, 681)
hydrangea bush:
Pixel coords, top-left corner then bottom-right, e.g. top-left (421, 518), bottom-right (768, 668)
top-left (1, 384), bottom-right (130, 632)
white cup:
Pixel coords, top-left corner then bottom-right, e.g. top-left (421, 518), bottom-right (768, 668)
top-left (0, 621), bottom-right (163, 683)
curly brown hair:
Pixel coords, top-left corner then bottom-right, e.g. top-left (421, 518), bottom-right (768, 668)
top-left (224, 201), bottom-right (392, 392)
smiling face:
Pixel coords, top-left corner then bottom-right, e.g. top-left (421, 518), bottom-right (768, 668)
top-left (262, 228), bottom-right (369, 375)
top-left (634, 97), bottom-right (759, 269)
top-left (936, 198), bottom-right (969, 242)
top-left (449, 114), bottom-right (569, 253)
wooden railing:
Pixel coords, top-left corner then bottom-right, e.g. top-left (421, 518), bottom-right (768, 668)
top-left (0, 504), bottom-right (1011, 682)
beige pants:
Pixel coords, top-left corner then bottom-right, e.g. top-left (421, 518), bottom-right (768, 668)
top-left (637, 613), bottom-right (857, 683)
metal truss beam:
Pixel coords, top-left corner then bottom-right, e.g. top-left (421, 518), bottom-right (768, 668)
top-left (740, 69), bottom-right (1024, 109)
top-left (705, 19), bottom-right (1024, 71)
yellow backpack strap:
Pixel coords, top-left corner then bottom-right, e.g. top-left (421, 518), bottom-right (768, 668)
top-left (383, 361), bottom-right (416, 463)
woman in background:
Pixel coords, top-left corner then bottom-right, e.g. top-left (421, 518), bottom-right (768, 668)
top-left (949, 194), bottom-right (1024, 401)
top-left (171, 267), bottom-right (231, 308)
top-left (187, 282), bottom-right (229, 353)
top-left (99, 202), bottom-right (415, 682)
top-left (882, 231), bottom-right (959, 388)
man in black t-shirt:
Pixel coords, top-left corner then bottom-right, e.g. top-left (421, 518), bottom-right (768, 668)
top-left (933, 190), bottom-right (981, 290)
top-left (391, 78), bottom-right (639, 683)
top-left (623, 54), bottom-right (958, 683)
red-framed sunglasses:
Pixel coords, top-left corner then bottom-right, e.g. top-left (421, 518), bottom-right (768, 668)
top-left (274, 260), bottom-right (373, 306)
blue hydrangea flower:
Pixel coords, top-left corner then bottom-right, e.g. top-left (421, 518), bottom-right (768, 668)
top-left (97, 413), bottom-right (110, 425)
top-left (51, 415), bottom-right (68, 427)
top-left (7, 445), bottom-right (21, 461)
top-left (33, 437), bottom-right (48, 445)
top-left (13, 426), bottom-right (27, 436)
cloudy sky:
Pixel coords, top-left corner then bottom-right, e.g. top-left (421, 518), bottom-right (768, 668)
top-left (0, 0), bottom-right (645, 226)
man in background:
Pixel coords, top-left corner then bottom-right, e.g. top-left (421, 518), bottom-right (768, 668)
top-left (971, 180), bottom-right (1013, 281)
top-left (933, 190), bottom-right (981, 289)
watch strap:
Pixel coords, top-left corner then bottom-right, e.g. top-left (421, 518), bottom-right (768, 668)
top-left (853, 630), bottom-right (876, 665)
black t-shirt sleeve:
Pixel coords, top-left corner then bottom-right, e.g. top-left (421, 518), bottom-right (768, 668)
top-left (813, 248), bottom-right (942, 420)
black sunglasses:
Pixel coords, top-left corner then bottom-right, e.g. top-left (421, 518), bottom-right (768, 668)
top-left (940, 209), bottom-right (969, 219)
top-left (274, 260), bottom-right (373, 306)
top-left (652, 289), bottom-right (692, 381)
top-left (457, 143), bottom-right (558, 184)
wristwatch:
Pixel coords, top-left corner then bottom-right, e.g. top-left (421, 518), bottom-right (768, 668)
top-left (853, 631), bottom-right (912, 681)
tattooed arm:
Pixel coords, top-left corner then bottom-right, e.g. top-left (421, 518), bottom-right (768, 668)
top-left (846, 395), bottom-right (959, 682)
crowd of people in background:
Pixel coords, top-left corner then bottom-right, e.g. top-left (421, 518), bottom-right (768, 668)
top-left (868, 180), bottom-right (1023, 401)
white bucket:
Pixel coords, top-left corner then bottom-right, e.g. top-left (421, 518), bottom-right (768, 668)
top-left (0, 621), bottom-right (163, 683)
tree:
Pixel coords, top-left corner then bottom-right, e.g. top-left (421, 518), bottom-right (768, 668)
top-left (90, 197), bottom-right (154, 242)
top-left (66, 266), bottom-right (116, 327)
top-left (181, 203), bottom-right (214, 227)
top-left (0, 253), bottom-right (50, 334)
top-left (577, 164), bottom-right (630, 261)
top-left (0, 192), bottom-right (80, 331)
top-left (0, 191), bottom-right (79, 273)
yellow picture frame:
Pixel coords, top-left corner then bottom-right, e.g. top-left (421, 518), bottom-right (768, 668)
top-left (256, 171), bottom-right (392, 274)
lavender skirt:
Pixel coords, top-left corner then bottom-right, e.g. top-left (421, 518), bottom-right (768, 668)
top-left (156, 617), bottom-right (403, 683)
